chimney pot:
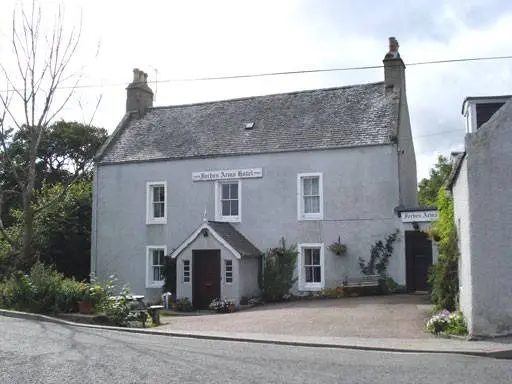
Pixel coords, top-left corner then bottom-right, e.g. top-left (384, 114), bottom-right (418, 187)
top-left (133, 68), bottom-right (140, 82)
top-left (383, 37), bottom-right (405, 92)
top-left (126, 68), bottom-right (154, 115)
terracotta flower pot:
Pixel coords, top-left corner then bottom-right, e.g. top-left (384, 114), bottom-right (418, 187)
top-left (78, 301), bottom-right (93, 314)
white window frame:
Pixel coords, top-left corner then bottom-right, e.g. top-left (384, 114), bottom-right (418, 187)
top-left (146, 245), bottom-right (167, 288)
top-left (146, 181), bottom-right (167, 225)
top-left (225, 259), bottom-right (233, 284)
top-left (297, 172), bottom-right (324, 221)
top-left (183, 259), bottom-right (191, 283)
top-left (215, 180), bottom-right (241, 222)
top-left (298, 243), bottom-right (325, 291)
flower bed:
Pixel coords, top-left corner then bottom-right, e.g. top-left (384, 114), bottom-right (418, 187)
top-left (209, 298), bottom-right (236, 313)
top-left (425, 309), bottom-right (468, 336)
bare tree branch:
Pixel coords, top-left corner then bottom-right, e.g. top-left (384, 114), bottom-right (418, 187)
top-left (0, 0), bottom-right (85, 265)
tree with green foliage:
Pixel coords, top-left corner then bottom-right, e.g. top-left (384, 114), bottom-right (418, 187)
top-left (0, 1), bottom-right (102, 267)
top-left (417, 155), bottom-right (453, 207)
top-left (262, 238), bottom-right (298, 302)
top-left (4, 179), bottom-right (92, 279)
top-left (427, 188), bottom-right (459, 311)
top-left (0, 120), bottom-right (106, 275)
top-left (1, 121), bottom-right (107, 228)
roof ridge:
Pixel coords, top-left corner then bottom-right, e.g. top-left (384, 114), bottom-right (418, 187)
top-left (148, 81), bottom-right (385, 110)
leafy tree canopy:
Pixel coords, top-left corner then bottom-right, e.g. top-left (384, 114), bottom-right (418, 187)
top-left (417, 155), bottom-right (453, 207)
top-left (1, 121), bottom-right (106, 227)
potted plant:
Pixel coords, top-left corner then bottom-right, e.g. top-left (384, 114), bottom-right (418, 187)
top-left (77, 283), bottom-right (105, 314)
top-left (328, 236), bottom-right (347, 255)
top-left (77, 300), bottom-right (94, 314)
top-left (227, 300), bottom-right (236, 313)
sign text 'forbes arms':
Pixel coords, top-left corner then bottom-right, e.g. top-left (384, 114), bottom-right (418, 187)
top-left (192, 168), bottom-right (263, 182)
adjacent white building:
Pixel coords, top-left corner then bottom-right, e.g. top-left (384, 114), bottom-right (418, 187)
top-left (448, 95), bottom-right (512, 337)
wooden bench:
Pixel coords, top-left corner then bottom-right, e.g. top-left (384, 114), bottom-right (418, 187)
top-left (343, 274), bottom-right (381, 288)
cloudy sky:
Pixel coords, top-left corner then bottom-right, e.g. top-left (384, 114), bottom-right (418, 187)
top-left (1, 0), bottom-right (511, 180)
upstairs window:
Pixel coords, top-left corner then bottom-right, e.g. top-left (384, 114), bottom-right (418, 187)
top-left (297, 173), bottom-right (323, 220)
top-left (215, 181), bottom-right (241, 222)
top-left (146, 181), bottom-right (167, 224)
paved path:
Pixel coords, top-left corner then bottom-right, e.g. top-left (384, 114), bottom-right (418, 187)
top-left (1, 316), bottom-right (511, 384)
top-left (161, 294), bottom-right (433, 338)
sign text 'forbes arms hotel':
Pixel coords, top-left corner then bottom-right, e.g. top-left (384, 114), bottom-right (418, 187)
top-left (192, 168), bottom-right (263, 182)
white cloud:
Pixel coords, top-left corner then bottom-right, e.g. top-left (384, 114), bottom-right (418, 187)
top-left (1, 0), bottom-right (511, 182)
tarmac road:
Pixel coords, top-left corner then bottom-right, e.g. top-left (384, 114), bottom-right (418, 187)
top-left (1, 317), bottom-right (511, 384)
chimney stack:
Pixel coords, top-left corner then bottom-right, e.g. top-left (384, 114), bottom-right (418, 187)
top-left (126, 68), bottom-right (154, 115)
top-left (383, 37), bottom-right (406, 92)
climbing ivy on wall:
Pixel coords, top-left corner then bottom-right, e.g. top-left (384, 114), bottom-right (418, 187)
top-left (427, 189), bottom-right (459, 311)
top-left (358, 231), bottom-right (399, 277)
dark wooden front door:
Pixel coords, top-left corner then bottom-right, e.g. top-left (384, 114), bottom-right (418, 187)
top-left (192, 250), bottom-right (221, 309)
top-left (405, 231), bottom-right (433, 292)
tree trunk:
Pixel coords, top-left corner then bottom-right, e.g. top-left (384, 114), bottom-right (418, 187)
top-left (21, 141), bottom-right (38, 267)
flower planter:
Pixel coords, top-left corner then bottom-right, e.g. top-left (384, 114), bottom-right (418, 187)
top-left (77, 301), bottom-right (94, 314)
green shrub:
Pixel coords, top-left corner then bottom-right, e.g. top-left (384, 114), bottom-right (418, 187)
top-left (0, 264), bottom-right (112, 315)
top-left (98, 286), bottom-right (133, 326)
top-left (0, 263), bottom-right (65, 313)
top-left (28, 262), bottom-right (65, 313)
top-left (262, 238), bottom-right (298, 302)
top-left (0, 272), bottom-right (32, 310)
top-left (56, 278), bottom-right (89, 313)
top-left (378, 277), bottom-right (405, 294)
top-left (240, 296), bottom-right (249, 305)
top-left (173, 297), bottom-right (193, 312)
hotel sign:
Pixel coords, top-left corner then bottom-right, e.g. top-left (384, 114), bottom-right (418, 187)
top-left (401, 210), bottom-right (439, 223)
top-left (192, 168), bottom-right (263, 182)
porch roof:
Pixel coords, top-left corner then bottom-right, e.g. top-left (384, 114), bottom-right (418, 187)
top-left (169, 221), bottom-right (262, 259)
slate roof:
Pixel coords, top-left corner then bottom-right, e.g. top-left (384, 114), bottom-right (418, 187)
top-left (207, 221), bottom-right (261, 258)
top-left (98, 81), bottom-right (400, 164)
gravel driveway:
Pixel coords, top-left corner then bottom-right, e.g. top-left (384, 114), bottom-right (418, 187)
top-left (160, 294), bottom-right (433, 339)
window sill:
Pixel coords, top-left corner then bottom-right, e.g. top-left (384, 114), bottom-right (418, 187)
top-left (146, 282), bottom-right (164, 289)
top-left (146, 218), bottom-right (167, 225)
top-left (301, 283), bottom-right (323, 291)
top-left (216, 216), bottom-right (241, 223)
top-left (298, 214), bottom-right (323, 221)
